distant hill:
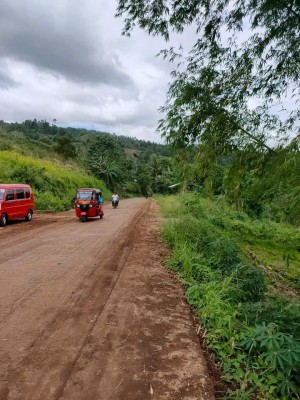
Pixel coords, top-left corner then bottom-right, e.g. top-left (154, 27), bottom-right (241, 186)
top-left (0, 120), bottom-right (170, 162)
top-left (0, 119), bottom-right (177, 200)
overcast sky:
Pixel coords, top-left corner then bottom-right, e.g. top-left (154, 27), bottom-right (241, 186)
top-left (0, 0), bottom-right (187, 142)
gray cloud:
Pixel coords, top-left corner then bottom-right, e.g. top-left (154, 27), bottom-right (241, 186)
top-left (0, 0), bottom-right (133, 87)
top-left (0, 69), bottom-right (19, 89)
top-left (0, 0), bottom-right (189, 142)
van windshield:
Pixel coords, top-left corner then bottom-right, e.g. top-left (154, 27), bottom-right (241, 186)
top-left (0, 189), bottom-right (5, 200)
top-left (77, 191), bottom-right (93, 200)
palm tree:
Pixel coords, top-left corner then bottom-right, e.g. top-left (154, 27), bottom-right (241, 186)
top-left (92, 155), bottom-right (120, 190)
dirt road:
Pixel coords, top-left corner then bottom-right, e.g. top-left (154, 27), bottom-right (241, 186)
top-left (0, 198), bottom-right (214, 400)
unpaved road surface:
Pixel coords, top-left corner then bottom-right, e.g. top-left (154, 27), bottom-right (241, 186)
top-left (0, 198), bottom-right (214, 400)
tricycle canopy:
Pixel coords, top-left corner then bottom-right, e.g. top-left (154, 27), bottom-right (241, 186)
top-left (76, 188), bottom-right (102, 200)
top-left (75, 188), bottom-right (104, 222)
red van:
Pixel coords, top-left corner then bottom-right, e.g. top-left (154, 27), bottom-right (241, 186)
top-left (0, 184), bottom-right (34, 227)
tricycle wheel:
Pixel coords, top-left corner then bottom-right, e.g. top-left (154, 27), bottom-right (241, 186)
top-left (100, 214), bottom-right (103, 219)
top-left (80, 216), bottom-right (87, 223)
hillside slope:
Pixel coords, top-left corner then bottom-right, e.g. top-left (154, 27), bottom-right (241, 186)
top-left (0, 150), bottom-right (109, 211)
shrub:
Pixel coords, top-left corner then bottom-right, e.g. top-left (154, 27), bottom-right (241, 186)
top-left (206, 237), bottom-right (241, 272)
top-left (158, 193), bottom-right (300, 399)
top-left (233, 264), bottom-right (266, 302)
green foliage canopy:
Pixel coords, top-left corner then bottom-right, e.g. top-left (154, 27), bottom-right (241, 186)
top-left (0, 120), bottom-right (179, 197)
top-left (54, 135), bottom-right (77, 160)
top-left (86, 134), bottom-right (125, 190)
top-left (116, 0), bottom-right (300, 151)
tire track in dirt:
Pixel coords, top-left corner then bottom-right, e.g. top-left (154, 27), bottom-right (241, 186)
top-left (0, 217), bottom-right (94, 325)
top-left (0, 199), bottom-right (214, 400)
top-left (59, 200), bottom-right (215, 400)
top-left (53, 204), bottom-right (149, 400)
top-left (0, 200), bottom-right (151, 400)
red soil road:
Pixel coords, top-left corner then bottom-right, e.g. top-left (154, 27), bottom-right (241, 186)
top-left (0, 198), bottom-right (214, 400)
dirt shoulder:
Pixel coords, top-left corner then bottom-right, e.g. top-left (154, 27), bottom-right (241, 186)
top-left (0, 198), bottom-right (214, 400)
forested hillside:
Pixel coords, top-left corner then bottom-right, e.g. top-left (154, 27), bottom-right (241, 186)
top-left (0, 119), bottom-right (177, 206)
top-left (0, 150), bottom-right (109, 211)
top-left (0, 119), bottom-right (170, 159)
top-left (0, 119), bottom-right (299, 223)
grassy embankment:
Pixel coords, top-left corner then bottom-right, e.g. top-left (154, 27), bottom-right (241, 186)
top-left (158, 193), bottom-right (300, 400)
top-left (0, 150), bottom-right (109, 211)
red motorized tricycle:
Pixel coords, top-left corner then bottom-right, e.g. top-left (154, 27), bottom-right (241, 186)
top-left (75, 188), bottom-right (104, 222)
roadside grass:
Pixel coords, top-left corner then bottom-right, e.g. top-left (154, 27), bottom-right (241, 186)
top-left (0, 150), bottom-right (110, 211)
top-left (158, 193), bottom-right (300, 400)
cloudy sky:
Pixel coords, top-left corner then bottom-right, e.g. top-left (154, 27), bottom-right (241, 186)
top-left (0, 0), bottom-right (188, 142)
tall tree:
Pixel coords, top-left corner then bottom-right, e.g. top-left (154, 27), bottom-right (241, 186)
top-left (91, 155), bottom-right (120, 190)
top-left (87, 134), bottom-right (128, 190)
top-left (116, 0), bottom-right (300, 152)
top-left (54, 135), bottom-right (76, 160)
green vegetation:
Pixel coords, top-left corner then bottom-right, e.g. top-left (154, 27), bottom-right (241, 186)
top-left (0, 150), bottom-right (109, 211)
top-left (1, 113), bottom-right (298, 399)
top-left (117, 0), bottom-right (300, 154)
top-left (194, 143), bottom-right (300, 225)
top-left (158, 193), bottom-right (300, 399)
top-left (1, 0), bottom-right (298, 395)
top-left (116, 0), bottom-right (300, 225)
top-left (1, 119), bottom-right (298, 222)
top-left (0, 120), bottom-right (177, 199)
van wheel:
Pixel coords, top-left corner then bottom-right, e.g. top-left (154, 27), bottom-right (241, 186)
top-left (25, 210), bottom-right (33, 221)
top-left (0, 213), bottom-right (8, 227)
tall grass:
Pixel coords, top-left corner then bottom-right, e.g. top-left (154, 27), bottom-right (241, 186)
top-left (0, 150), bottom-right (110, 211)
top-left (158, 193), bottom-right (300, 399)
